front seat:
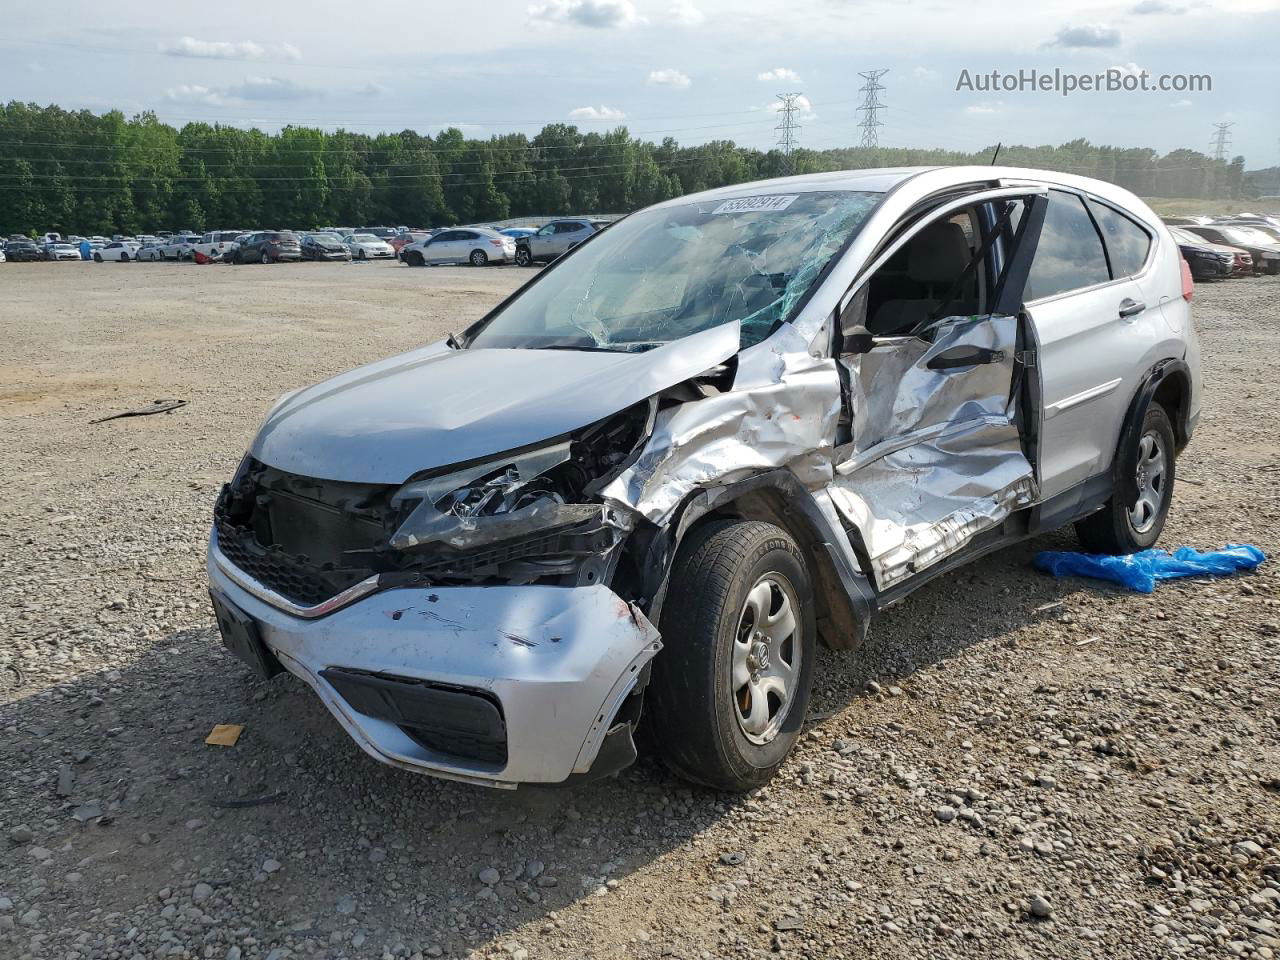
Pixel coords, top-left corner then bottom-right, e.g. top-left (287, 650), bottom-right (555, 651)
top-left (869, 221), bottom-right (975, 336)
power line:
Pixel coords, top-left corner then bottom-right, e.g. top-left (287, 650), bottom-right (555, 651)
top-left (773, 93), bottom-right (803, 176)
top-left (856, 69), bottom-right (889, 149)
top-left (1209, 121), bottom-right (1234, 162)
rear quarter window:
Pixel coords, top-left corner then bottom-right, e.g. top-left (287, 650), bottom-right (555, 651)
top-left (1087, 199), bottom-right (1152, 279)
top-left (1025, 191), bottom-right (1111, 301)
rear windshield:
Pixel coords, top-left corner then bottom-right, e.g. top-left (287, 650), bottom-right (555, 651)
top-left (468, 190), bottom-right (881, 352)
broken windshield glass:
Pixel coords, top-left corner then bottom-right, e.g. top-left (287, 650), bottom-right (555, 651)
top-left (468, 190), bottom-right (882, 352)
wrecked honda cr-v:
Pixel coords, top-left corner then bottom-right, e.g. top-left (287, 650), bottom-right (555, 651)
top-left (209, 166), bottom-right (1201, 790)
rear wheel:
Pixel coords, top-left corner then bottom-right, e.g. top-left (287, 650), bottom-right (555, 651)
top-left (1076, 402), bottom-right (1176, 554)
top-left (648, 520), bottom-right (816, 791)
top-left (119, 251), bottom-right (129, 262)
top-left (470, 249), bottom-right (488, 266)
top-left (261, 251), bottom-right (272, 265)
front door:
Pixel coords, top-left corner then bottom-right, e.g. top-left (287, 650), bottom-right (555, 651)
top-left (827, 187), bottom-right (1048, 591)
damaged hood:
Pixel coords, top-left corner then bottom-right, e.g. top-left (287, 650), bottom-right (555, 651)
top-left (249, 322), bottom-right (741, 483)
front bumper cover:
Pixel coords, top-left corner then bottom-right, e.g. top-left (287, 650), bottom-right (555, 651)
top-left (207, 532), bottom-right (661, 788)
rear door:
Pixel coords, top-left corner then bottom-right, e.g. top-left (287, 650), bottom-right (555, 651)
top-left (1021, 190), bottom-right (1156, 502)
top-left (828, 186), bottom-right (1048, 591)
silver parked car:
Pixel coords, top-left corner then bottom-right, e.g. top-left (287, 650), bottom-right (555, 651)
top-left (514, 218), bottom-right (612, 266)
top-left (208, 167), bottom-right (1201, 791)
top-left (400, 227), bottom-right (515, 266)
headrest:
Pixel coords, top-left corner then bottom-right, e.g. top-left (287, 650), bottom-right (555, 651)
top-left (907, 221), bottom-right (972, 285)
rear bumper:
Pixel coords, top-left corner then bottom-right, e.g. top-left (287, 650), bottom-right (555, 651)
top-left (206, 532), bottom-right (662, 788)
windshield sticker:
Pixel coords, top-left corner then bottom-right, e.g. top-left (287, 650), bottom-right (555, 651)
top-left (711, 195), bottom-right (799, 215)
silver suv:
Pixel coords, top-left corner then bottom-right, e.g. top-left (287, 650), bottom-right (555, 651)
top-left (513, 218), bottom-right (612, 266)
top-left (208, 167), bottom-right (1201, 791)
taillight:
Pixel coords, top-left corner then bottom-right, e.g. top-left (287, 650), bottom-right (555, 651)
top-left (489, 239), bottom-right (503, 247)
top-left (1180, 256), bottom-right (1194, 302)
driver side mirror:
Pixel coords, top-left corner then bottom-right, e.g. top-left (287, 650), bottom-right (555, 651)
top-left (842, 325), bottom-right (875, 355)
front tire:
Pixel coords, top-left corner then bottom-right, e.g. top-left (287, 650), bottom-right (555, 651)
top-left (1076, 402), bottom-right (1176, 554)
top-left (648, 520), bottom-right (816, 791)
top-left (407, 251), bottom-right (425, 267)
top-left (515, 247), bottom-right (533, 267)
top-left (93, 253), bottom-right (102, 263)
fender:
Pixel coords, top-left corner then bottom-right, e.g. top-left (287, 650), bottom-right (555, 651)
top-left (1113, 357), bottom-right (1191, 510)
top-left (635, 471), bottom-right (874, 651)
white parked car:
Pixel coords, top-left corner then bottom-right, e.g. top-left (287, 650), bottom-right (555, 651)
top-left (400, 227), bottom-right (515, 266)
top-left (345, 233), bottom-right (396, 260)
top-left (44, 243), bottom-right (81, 261)
top-left (137, 242), bottom-right (166, 262)
top-left (191, 230), bottom-right (245, 262)
top-left (155, 234), bottom-right (202, 261)
top-left (94, 241), bottom-right (141, 262)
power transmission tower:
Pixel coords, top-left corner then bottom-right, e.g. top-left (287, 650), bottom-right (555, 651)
top-left (857, 69), bottom-right (889, 149)
top-left (1209, 121), bottom-right (1235, 162)
top-left (774, 93), bottom-right (803, 175)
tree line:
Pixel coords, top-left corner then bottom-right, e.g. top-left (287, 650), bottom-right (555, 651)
top-left (0, 101), bottom-right (1254, 237)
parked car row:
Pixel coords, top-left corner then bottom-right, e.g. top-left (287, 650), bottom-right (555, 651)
top-left (1163, 213), bottom-right (1280, 279)
top-left (5, 217), bottom-right (622, 269)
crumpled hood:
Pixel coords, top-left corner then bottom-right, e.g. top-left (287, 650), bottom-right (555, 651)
top-left (249, 322), bottom-right (741, 483)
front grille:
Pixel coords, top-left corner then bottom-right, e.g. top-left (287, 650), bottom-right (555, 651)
top-left (214, 461), bottom-right (399, 607)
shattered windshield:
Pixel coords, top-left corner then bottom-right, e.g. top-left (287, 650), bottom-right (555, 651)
top-left (468, 190), bottom-right (881, 352)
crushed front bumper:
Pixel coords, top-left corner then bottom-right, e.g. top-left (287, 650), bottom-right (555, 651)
top-left (207, 533), bottom-right (661, 788)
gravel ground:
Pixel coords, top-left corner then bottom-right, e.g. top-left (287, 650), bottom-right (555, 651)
top-left (1, 260), bottom-right (1277, 960)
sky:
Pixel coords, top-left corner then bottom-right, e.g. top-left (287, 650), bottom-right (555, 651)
top-left (3, 0), bottom-right (1278, 167)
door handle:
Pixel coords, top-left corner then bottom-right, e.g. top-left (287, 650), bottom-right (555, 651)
top-left (1118, 298), bottom-right (1146, 319)
top-left (926, 346), bottom-right (1006, 370)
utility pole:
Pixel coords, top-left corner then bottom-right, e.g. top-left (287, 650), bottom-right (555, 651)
top-left (774, 93), bottom-right (803, 175)
top-left (857, 69), bottom-right (889, 149)
top-left (1209, 121), bottom-right (1234, 162)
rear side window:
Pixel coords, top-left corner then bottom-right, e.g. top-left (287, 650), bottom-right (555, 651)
top-left (1025, 191), bottom-right (1110, 301)
top-left (1087, 199), bottom-right (1152, 278)
top-left (557, 222), bottom-right (584, 234)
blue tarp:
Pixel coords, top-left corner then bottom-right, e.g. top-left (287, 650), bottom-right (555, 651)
top-left (1034, 544), bottom-right (1266, 594)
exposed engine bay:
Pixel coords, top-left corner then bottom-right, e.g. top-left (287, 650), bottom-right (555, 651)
top-left (213, 401), bottom-right (654, 608)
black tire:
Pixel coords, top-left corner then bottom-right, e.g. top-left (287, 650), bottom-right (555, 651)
top-left (470, 249), bottom-right (488, 266)
top-left (648, 519), bottom-right (816, 791)
top-left (515, 246), bottom-right (533, 267)
top-left (93, 253), bottom-right (102, 263)
top-left (407, 251), bottom-right (425, 267)
top-left (260, 251), bottom-right (272, 265)
top-left (1076, 402), bottom-right (1176, 554)
top-left (119, 251), bottom-right (129, 262)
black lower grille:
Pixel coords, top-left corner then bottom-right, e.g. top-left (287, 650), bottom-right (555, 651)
top-left (321, 668), bottom-right (508, 766)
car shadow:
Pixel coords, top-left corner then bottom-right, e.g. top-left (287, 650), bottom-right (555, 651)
top-left (1, 525), bottom-right (1103, 957)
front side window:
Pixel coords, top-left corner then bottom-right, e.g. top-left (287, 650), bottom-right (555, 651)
top-left (469, 190), bottom-right (881, 352)
top-left (1024, 191), bottom-right (1111, 301)
top-left (1087, 199), bottom-right (1151, 279)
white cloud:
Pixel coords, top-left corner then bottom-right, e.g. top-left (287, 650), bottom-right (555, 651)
top-left (157, 36), bottom-right (303, 61)
top-left (1132, 0), bottom-right (1186, 13)
top-left (528, 0), bottom-right (643, 28)
top-left (569, 104), bottom-right (627, 121)
top-left (964, 100), bottom-right (1005, 115)
top-left (912, 66), bottom-right (939, 81)
top-left (1109, 61), bottom-right (1147, 78)
top-left (1170, 98), bottom-right (1193, 107)
top-left (356, 82), bottom-right (388, 98)
top-left (164, 84), bottom-right (230, 107)
top-left (231, 76), bottom-right (314, 101)
top-left (1046, 24), bottom-right (1123, 48)
top-left (758, 67), bottom-right (802, 84)
top-left (647, 68), bottom-right (691, 89)
top-left (669, 0), bottom-right (705, 25)
top-left (768, 94), bottom-right (816, 122)
top-left (164, 75), bottom-right (317, 107)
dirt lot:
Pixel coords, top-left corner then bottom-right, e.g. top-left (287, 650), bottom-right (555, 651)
top-left (1, 260), bottom-right (1277, 960)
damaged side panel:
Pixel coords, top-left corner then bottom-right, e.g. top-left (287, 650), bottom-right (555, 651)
top-left (828, 314), bottom-right (1035, 590)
